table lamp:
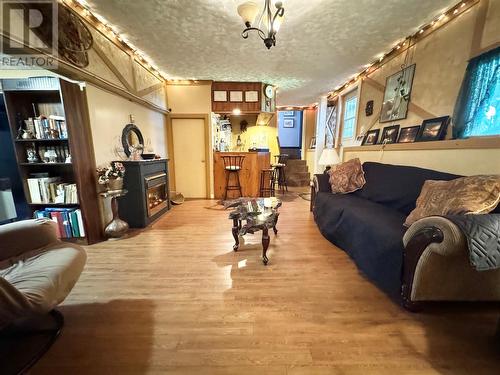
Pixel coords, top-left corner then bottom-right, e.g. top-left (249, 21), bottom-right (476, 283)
top-left (318, 148), bottom-right (340, 174)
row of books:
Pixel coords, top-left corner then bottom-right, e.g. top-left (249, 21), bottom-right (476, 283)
top-left (24, 115), bottom-right (68, 140)
top-left (27, 177), bottom-right (78, 204)
top-left (34, 208), bottom-right (85, 238)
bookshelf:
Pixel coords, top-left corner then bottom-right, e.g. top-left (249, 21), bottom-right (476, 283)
top-left (3, 77), bottom-right (103, 244)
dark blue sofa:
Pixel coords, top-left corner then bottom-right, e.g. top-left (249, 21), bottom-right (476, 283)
top-left (312, 162), bottom-right (460, 300)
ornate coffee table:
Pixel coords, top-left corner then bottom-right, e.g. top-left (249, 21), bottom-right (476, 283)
top-left (225, 197), bottom-right (281, 265)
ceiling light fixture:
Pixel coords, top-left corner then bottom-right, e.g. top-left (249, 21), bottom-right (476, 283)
top-left (237, 1), bottom-right (285, 49)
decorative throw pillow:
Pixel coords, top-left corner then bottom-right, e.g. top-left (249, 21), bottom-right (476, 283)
top-left (328, 158), bottom-right (366, 194)
top-left (405, 175), bottom-right (500, 226)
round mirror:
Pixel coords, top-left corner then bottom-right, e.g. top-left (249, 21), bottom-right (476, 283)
top-left (121, 123), bottom-right (144, 157)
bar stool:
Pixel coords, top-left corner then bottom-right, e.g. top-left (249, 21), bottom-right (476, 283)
top-left (259, 168), bottom-right (276, 197)
top-left (222, 155), bottom-right (245, 200)
top-left (272, 154), bottom-right (288, 194)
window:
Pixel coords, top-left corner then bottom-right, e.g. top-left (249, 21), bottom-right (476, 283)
top-left (342, 94), bottom-right (358, 140)
top-left (453, 46), bottom-right (500, 138)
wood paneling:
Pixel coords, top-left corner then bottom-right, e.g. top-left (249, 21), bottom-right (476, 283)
top-left (212, 82), bottom-right (262, 113)
top-left (60, 80), bottom-right (104, 244)
top-left (33, 197), bottom-right (500, 374)
top-left (213, 151), bottom-right (270, 199)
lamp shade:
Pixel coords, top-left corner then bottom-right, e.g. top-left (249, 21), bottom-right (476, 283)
top-left (237, 2), bottom-right (259, 26)
top-left (318, 148), bottom-right (340, 166)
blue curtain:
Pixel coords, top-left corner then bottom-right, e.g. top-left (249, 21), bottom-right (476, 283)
top-left (453, 46), bottom-right (500, 138)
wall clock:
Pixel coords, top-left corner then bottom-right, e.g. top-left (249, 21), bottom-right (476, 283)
top-left (264, 85), bottom-right (274, 99)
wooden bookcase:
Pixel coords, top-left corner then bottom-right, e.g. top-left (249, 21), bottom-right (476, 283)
top-left (2, 77), bottom-right (103, 244)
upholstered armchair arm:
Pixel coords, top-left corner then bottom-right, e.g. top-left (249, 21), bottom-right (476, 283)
top-left (403, 216), bottom-right (467, 257)
top-left (0, 219), bottom-right (59, 262)
top-left (401, 216), bottom-right (468, 310)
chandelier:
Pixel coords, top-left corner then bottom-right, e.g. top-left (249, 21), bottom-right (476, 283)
top-left (237, 1), bottom-right (285, 49)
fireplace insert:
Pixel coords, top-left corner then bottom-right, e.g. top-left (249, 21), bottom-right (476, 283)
top-left (117, 159), bottom-right (170, 228)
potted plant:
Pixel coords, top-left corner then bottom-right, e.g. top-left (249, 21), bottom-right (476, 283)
top-left (97, 161), bottom-right (126, 191)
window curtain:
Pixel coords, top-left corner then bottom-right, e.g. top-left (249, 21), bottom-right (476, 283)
top-left (453, 46), bottom-right (500, 138)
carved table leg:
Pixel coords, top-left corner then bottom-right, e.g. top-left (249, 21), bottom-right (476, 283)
top-left (273, 214), bottom-right (279, 235)
top-left (232, 218), bottom-right (240, 251)
top-left (262, 227), bottom-right (270, 265)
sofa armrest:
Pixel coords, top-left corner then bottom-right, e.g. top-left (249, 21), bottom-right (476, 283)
top-left (401, 216), bottom-right (468, 310)
top-left (0, 219), bottom-right (59, 262)
top-left (403, 216), bottom-right (467, 257)
top-left (313, 173), bottom-right (331, 193)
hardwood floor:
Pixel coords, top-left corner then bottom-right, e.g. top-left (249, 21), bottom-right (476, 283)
top-left (34, 194), bottom-right (500, 374)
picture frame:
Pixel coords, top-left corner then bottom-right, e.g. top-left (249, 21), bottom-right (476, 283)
top-left (245, 90), bottom-right (259, 102)
top-left (283, 119), bottom-right (294, 128)
top-left (361, 129), bottom-right (380, 146)
top-left (397, 125), bottom-right (420, 143)
top-left (282, 110), bottom-right (294, 117)
top-left (229, 91), bottom-right (243, 102)
top-left (416, 116), bottom-right (450, 142)
top-left (380, 64), bottom-right (416, 123)
top-left (213, 90), bottom-right (227, 102)
top-left (380, 125), bottom-right (400, 144)
top-left (310, 137), bottom-right (316, 149)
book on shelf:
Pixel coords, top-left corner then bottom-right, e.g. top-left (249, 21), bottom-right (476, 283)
top-left (34, 208), bottom-right (85, 238)
top-left (25, 115), bottom-right (67, 140)
top-left (27, 176), bottom-right (78, 204)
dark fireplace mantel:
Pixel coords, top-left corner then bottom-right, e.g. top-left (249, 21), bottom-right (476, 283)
top-left (117, 159), bottom-right (170, 228)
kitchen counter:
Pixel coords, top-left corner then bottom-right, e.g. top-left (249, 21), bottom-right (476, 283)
top-left (213, 151), bottom-right (270, 199)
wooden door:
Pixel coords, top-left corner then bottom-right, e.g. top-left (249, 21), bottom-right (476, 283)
top-left (171, 118), bottom-right (207, 198)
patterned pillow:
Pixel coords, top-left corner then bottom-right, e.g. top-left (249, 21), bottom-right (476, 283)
top-left (405, 175), bottom-right (500, 226)
top-left (328, 158), bottom-right (366, 194)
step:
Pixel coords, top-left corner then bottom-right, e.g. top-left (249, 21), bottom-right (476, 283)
top-left (285, 160), bottom-right (309, 173)
top-left (286, 159), bottom-right (307, 166)
top-left (285, 165), bottom-right (309, 173)
top-left (286, 171), bottom-right (310, 180)
top-left (286, 178), bottom-right (311, 187)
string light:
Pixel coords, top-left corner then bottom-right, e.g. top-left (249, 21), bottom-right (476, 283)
top-left (62, 0), bottom-right (169, 82)
top-left (327, 0), bottom-right (474, 99)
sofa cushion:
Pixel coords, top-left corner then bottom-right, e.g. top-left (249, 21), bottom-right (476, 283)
top-left (355, 162), bottom-right (460, 216)
top-left (328, 158), bottom-right (366, 194)
top-left (314, 192), bottom-right (407, 297)
top-left (405, 175), bottom-right (500, 226)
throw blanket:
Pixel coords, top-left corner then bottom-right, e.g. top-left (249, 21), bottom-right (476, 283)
top-left (445, 214), bottom-right (500, 271)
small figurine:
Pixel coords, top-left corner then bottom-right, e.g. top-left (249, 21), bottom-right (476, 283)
top-left (26, 148), bottom-right (39, 163)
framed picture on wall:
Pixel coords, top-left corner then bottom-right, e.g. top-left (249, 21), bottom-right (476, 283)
top-left (380, 125), bottom-right (400, 144)
top-left (213, 90), bottom-right (227, 102)
top-left (229, 91), bottom-right (243, 102)
top-left (416, 116), bottom-right (450, 142)
top-left (245, 90), bottom-right (259, 102)
top-left (361, 129), bottom-right (380, 146)
top-left (310, 137), bottom-right (316, 149)
top-left (397, 125), bottom-right (420, 143)
top-left (283, 119), bottom-right (294, 128)
top-left (380, 64), bottom-right (416, 123)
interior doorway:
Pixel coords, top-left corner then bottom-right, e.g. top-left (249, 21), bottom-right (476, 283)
top-left (277, 110), bottom-right (303, 159)
top-left (169, 116), bottom-right (209, 198)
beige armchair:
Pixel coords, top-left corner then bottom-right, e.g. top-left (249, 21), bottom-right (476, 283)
top-left (0, 219), bottom-right (86, 373)
top-left (402, 216), bottom-right (500, 308)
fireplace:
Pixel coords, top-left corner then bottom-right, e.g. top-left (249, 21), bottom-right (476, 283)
top-left (117, 159), bottom-right (170, 228)
top-left (146, 172), bottom-right (168, 217)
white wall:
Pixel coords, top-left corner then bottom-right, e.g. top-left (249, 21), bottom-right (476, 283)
top-left (86, 84), bottom-right (167, 166)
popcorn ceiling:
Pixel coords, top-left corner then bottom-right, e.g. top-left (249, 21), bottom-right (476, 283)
top-left (88, 0), bottom-right (455, 106)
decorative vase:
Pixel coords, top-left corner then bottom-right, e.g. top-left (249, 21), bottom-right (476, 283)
top-left (108, 177), bottom-right (124, 191)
